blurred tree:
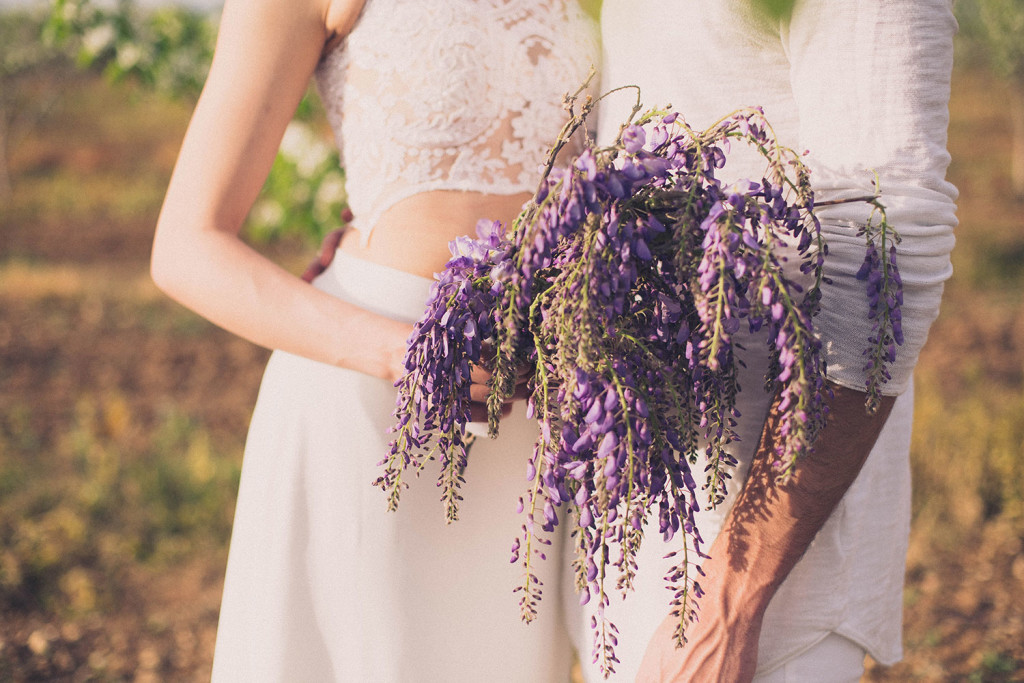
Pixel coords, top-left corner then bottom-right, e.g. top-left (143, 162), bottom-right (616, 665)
top-left (958, 0), bottom-right (1024, 197)
top-left (45, 0), bottom-right (216, 99)
top-left (0, 9), bottom-right (72, 200)
top-left (44, 0), bottom-right (346, 245)
top-left (752, 0), bottom-right (797, 21)
top-left (579, 0), bottom-right (601, 19)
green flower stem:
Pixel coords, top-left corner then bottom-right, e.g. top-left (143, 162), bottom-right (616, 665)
top-left (671, 539), bottom-right (696, 647)
top-left (517, 344), bottom-right (555, 623)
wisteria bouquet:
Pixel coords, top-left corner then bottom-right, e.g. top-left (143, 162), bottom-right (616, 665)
top-left (376, 86), bottom-right (901, 676)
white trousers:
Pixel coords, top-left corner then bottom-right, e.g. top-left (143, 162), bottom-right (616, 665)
top-left (212, 252), bottom-right (572, 682)
top-left (754, 633), bottom-right (865, 683)
top-left (212, 252), bottom-right (872, 682)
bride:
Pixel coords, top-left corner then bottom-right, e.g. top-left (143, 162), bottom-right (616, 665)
top-left (150, 0), bottom-right (598, 680)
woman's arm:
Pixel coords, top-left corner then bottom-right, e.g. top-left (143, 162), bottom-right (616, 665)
top-left (151, 0), bottom-right (411, 381)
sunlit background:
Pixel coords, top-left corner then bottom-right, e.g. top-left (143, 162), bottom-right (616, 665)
top-left (1, 0), bottom-right (1022, 680)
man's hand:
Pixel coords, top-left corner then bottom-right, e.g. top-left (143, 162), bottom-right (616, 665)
top-left (637, 383), bottom-right (896, 682)
top-left (637, 590), bottom-right (763, 682)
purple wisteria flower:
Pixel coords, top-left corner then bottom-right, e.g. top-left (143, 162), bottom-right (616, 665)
top-left (376, 218), bottom-right (513, 521)
top-left (379, 89), bottom-right (903, 677)
top-left (856, 204), bottom-right (904, 414)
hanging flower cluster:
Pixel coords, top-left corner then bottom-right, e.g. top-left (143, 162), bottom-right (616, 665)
top-left (378, 88), bottom-right (902, 677)
top-left (856, 192), bottom-right (903, 414)
top-left (376, 224), bottom-right (509, 521)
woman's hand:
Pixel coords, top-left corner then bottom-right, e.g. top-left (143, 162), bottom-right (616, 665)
top-left (467, 348), bottom-right (532, 423)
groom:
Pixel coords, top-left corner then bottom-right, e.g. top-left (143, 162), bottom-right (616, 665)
top-left (594, 1), bottom-right (958, 680)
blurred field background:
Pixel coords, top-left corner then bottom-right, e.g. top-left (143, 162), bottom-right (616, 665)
top-left (1, 1), bottom-right (1023, 681)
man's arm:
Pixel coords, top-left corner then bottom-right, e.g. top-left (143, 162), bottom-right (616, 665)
top-left (634, 2), bottom-right (956, 678)
top-left (636, 383), bottom-right (895, 682)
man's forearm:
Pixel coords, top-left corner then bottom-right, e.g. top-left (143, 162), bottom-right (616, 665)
top-left (637, 382), bottom-right (897, 681)
top-left (713, 382), bottom-right (897, 606)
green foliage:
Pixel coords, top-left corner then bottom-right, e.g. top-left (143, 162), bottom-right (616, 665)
top-left (44, 0), bottom-right (345, 245)
top-left (0, 397), bottom-right (241, 615)
top-left (911, 358), bottom-right (1024, 538)
top-left (956, 1), bottom-right (1024, 83)
top-left (1, 8), bottom-right (68, 79)
top-left (44, 0), bottom-right (216, 98)
top-left (977, 0), bottom-right (1024, 82)
top-left (967, 651), bottom-right (1021, 682)
top-left (956, 0), bottom-right (1024, 197)
top-left (0, 9), bottom-right (75, 198)
top-left (246, 121), bottom-right (348, 245)
top-left (577, 0), bottom-right (801, 22)
top-left (751, 0), bottom-right (798, 22)
top-left (578, 0), bottom-right (602, 19)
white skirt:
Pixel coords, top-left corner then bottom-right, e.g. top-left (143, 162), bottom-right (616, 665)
top-left (211, 252), bottom-right (572, 683)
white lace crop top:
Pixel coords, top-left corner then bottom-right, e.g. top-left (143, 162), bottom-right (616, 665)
top-left (314, 0), bottom-right (600, 245)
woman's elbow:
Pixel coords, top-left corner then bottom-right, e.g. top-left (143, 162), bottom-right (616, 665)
top-left (149, 223), bottom-right (191, 300)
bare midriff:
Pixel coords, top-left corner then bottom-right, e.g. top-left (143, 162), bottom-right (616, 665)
top-left (337, 190), bottom-right (533, 280)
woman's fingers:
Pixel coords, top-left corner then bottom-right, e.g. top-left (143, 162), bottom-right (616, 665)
top-left (470, 381), bottom-right (528, 410)
top-left (468, 400), bottom-right (512, 424)
top-left (469, 402), bottom-right (488, 423)
top-left (469, 344), bottom-right (535, 405)
top-left (469, 362), bottom-right (492, 386)
top-left (469, 365), bottom-right (532, 402)
top-left (469, 382), bottom-right (490, 403)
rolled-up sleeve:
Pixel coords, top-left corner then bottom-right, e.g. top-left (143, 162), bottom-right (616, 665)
top-left (785, 0), bottom-right (959, 394)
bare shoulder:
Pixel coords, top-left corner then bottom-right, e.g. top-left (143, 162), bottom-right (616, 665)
top-left (214, 0), bottom-right (364, 53)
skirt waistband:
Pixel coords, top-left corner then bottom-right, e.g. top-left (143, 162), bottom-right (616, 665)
top-left (313, 250), bottom-right (436, 324)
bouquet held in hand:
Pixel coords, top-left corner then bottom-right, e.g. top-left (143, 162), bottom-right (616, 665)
top-left (376, 86), bottom-right (902, 676)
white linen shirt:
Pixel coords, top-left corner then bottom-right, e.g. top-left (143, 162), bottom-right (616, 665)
top-left (575, 0), bottom-right (958, 678)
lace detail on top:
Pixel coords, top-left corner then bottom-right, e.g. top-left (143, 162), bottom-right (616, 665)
top-left (315, 0), bottom-right (599, 244)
